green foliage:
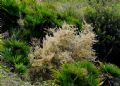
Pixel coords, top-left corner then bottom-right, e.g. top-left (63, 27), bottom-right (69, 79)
top-left (57, 12), bottom-right (82, 29)
top-left (23, 4), bottom-right (58, 38)
top-left (52, 61), bottom-right (99, 86)
top-left (3, 39), bottom-right (30, 64)
top-left (101, 63), bottom-right (120, 78)
top-left (2, 0), bottom-right (20, 16)
top-left (15, 63), bottom-right (27, 74)
top-left (22, 1), bottom-right (82, 39)
top-left (52, 61), bottom-right (120, 86)
top-left (0, 39), bottom-right (30, 74)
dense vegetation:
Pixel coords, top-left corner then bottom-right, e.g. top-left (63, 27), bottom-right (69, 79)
top-left (0, 0), bottom-right (120, 85)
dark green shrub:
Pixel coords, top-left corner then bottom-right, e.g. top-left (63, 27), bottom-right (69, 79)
top-left (1, 0), bottom-right (20, 33)
top-left (2, 0), bottom-right (20, 16)
top-left (84, 2), bottom-right (120, 66)
top-left (52, 61), bottom-right (99, 86)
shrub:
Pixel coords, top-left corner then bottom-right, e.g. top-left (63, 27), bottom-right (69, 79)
top-left (1, 0), bottom-right (20, 33)
top-left (52, 61), bottom-right (99, 86)
top-left (29, 23), bottom-right (96, 68)
top-left (15, 63), bottom-right (27, 75)
top-left (0, 38), bottom-right (30, 74)
top-left (98, 63), bottom-right (120, 86)
top-left (2, 0), bottom-right (20, 16)
top-left (57, 12), bottom-right (82, 29)
top-left (52, 61), bottom-right (120, 86)
top-left (101, 63), bottom-right (120, 78)
top-left (83, 1), bottom-right (120, 66)
top-left (28, 23), bottom-right (96, 81)
top-left (2, 39), bottom-right (30, 64)
top-left (22, 1), bottom-right (82, 39)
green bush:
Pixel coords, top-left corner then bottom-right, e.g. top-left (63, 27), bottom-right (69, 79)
top-left (57, 12), bottom-right (82, 29)
top-left (3, 39), bottom-right (30, 64)
top-left (101, 63), bottom-right (120, 78)
top-left (23, 5), bottom-right (58, 38)
top-left (99, 63), bottom-right (120, 86)
top-left (52, 61), bottom-right (99, 86)
top-left (52, 61), bottom-right (120, 86)
top-left (22, 1), bottom-right (82, 39)
top-left (0, 38), bottom-right (30, 74)
top-left (15, 63), bottom-right (27, 75)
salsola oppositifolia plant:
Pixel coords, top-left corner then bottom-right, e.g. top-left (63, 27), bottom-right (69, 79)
top-left (29, 23), bottom-right (97, 69)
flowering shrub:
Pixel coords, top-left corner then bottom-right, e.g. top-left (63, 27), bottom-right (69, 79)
top-left (29, 23), bottom-right (96, 69)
